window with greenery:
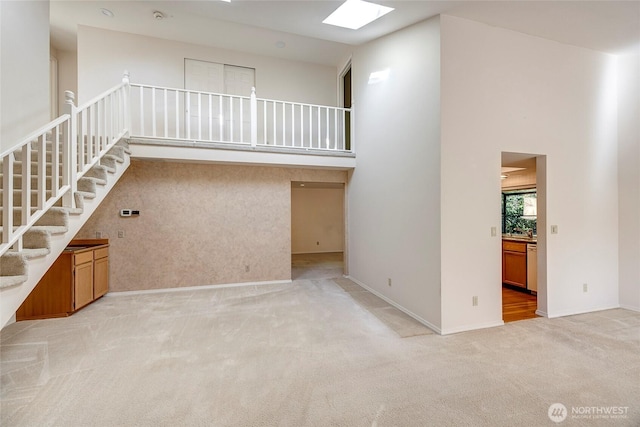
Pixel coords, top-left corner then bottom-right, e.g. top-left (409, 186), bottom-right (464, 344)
top-left (502, 190), bottom-right (537, 235)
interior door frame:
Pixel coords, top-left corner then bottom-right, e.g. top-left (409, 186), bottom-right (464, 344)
top-left (338, 59), bottom-right (352, 152)
top-left (500, 152), bottom-right (548, 321)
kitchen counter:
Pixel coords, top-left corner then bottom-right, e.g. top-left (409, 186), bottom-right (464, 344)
top-left (502, 235), bottom-right (537, 244)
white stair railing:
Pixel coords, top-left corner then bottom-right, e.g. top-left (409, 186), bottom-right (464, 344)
top-left (1, 115), bottom-right (72, 252)
top-left (129, 84), bottom-right (352, 152)
top-left (0, 72), bottom-right (131, 258)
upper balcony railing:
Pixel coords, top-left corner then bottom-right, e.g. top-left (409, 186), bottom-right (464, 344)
top-left (129, 84), bottom-right (352, 153)
top-left (1, 72), bottom-right (352, 256)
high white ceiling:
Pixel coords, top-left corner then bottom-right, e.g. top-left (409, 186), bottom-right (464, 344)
top-left (50, 0), bottom-right (640, 66)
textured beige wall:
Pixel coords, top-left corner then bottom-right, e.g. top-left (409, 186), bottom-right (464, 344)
top-left (291, 187), bottom-right (345, 254)
top-left (75, 160), bottom-right (346, 292)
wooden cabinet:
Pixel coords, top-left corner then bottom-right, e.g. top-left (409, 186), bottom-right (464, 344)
top-left (17, 239), bottom-right (109, 320)
top-left (502, 240), bottom-right (527, 288)
top-left (94, 248), bottom-right (109, 299)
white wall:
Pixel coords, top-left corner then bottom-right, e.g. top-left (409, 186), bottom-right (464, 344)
top-left (440, 15), bottom-right (619, 333)
top-left (348, 17), bottom-right (442, 331)
top-left (55, 49), bottom-right (78, 116)
top-left (291, 187), bottom-right (344, 254)
top-left (617, 53), bottom-right (640, 311)
top-left (77, 26), bottom-right (337, 106)
top-left (0, 0), bottom-right (50, 152)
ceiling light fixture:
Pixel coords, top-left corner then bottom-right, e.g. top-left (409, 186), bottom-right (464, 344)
top-left (100, 8), bottom-right (114, 18)
top-left (323, 0), bottom-right (394, 30)
top-left (275, 41), bottom-right (286, 49)
top-left (153, 11), bottom-right (165, 20)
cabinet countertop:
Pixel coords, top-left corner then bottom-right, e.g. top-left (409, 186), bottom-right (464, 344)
top-left (64, 239), bottom-right (109, 253)
top-left (502, 236), bottom-right (537, 244)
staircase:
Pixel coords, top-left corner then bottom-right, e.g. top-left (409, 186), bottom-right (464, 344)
top-left (0, 75), bottom-right (131, 328)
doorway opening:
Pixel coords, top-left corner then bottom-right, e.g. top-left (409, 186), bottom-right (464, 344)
top-left (291, 181), bottom-right (345, 280)
top-left (340, 63), bottom-right (352, 151)
top-left (501, 152), bottom-right (546, 322)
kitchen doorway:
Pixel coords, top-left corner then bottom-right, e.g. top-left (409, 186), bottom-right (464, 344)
top-left (500, 152), bottom-right (547, 322)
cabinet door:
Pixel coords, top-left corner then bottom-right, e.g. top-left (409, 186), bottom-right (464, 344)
top-left (74, 261), bottom-right (94, 310)
top-left (94, 256), bottom-right (109, 298)
top-left (503, 251), bottom-right (527, 288)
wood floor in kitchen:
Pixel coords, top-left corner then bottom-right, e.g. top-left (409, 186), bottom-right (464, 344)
top-left (502, 286), bottom-right (539, 322)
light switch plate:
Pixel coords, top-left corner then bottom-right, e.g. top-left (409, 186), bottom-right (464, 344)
top-left (551, 225), bottom-right (558, 234)
top-left (491, 227), bottom-right (497, 237)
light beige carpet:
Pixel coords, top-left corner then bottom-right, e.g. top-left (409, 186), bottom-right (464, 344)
top-left (291, 252), bottom-right (344, 280)
top-left (1, 278), bottom-right (639, 426)
top-left (333, 277), bottom-right (433, 338)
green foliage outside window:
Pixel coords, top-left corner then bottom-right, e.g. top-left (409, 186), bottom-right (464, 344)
top-left (502, 190), bottom-right (537, 235)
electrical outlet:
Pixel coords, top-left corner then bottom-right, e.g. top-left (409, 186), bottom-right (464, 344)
top-left (118, 230), bottom-right (125, 238)
top-left (95, 231), bottom-right (102, 238)
top-left (245, 265), bottom-right (250, 273)
top-left (491, 227), bottom-right (497, 237)
top-left (472, 296), bottom-right (478, 306)
top-left (583, 283), bottom-right (588, 293)
top-left (388, 278), bottom-right (392, 287)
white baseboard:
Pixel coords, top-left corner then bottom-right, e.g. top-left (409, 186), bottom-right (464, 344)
top-left (345, 276), bottom-right (442, 335)
top-left (440, 320), bottom-right (505, 335)
top-left (535, 309), bottom-right (549, 317)
top-left (106, 279), bottom-right (293, 297)
top-left (619, 304), bottom-right (640, 312)
top-left (545, 304), bottom-right (621, 318)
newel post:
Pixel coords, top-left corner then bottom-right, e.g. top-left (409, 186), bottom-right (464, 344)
top-left (250, 87), bottom-right (257, 147)
top-left (63, 90), bottom-right (78, 208)
top-left (122, 70), bottom-right (131, 136)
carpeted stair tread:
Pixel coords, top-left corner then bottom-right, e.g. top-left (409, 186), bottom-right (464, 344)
top-left (34, 207), bottom-right (69, 227)
top-left (107, 145), bottom-right (126, 161)
top-left (81, 176), bottom-right (107, 186)
top-left (0, 225), bottom-right (67, 235)
top-left (0, 252), bottom-right (27, 276)
top-left (78, 177), bottom-right (98, 194)
top-left (84, 165), bottom-right (109, 181)
top-left (100, 156), bottom-right (118, 170)
top-left (29, 225), bottom-right (68, 234)
top-left (116, 140), bottom-right (132, 154)
top-left (0, 206), bottom-right (68, 227)
top-left (0, 275), bottom-right (28, 289)
top-left (21, 228), bottom-right (51, 249)
top-left (65, 207), bottom-right (84, 215)
top-left (76, 190), bottom-right (96, 199)
top-left (21, 248), bottom-right (50, 259)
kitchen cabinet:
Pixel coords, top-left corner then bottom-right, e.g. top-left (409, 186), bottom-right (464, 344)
top-left (16, 239), bottom-right (109, 320)
top-left (502, 240), bottom-right (527, 289)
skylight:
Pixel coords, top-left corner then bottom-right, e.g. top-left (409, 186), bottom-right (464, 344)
top-left (323, 0), bottom-right (394, 30)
